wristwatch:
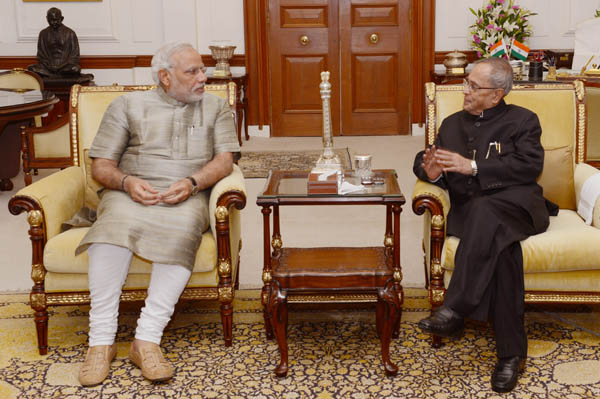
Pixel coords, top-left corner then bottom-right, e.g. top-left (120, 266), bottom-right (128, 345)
top-left (470, 160), bottom-right (478, 176)
top-left (186, 176), bottom-right (199, 196)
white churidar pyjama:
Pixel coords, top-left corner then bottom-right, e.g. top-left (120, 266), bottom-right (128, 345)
top-left (87, 243), bottom-right (192, 346)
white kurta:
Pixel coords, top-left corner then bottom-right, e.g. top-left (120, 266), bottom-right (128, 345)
top-left (76, 87), bottom-right (240, 270)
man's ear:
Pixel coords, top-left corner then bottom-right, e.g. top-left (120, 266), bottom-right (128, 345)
top-left (158, 69), bottom-right (171, 89)
top-left (492, 89), bottom-right (505, 105)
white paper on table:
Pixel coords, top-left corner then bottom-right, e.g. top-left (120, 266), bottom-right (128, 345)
top-left (338, 181), bottom-right (364, 195)
top-left (317, 170), bottom-right (337, 181)
top-left (572, 17), bottom-right (600, 72)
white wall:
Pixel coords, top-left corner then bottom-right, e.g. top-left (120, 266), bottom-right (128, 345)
top-left (0, 0), bottom-right (245, 84)
top-left (435, 0), bottom-right (600, 51)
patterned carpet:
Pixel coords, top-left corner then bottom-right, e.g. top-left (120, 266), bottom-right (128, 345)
top-left (0, 289), bottom-right (599, 398)
top-left (238, 148), bottom-right (353, 178)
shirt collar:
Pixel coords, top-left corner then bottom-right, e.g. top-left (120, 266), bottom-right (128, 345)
top-left (156, 85), bottom-right (187, 107)
top-left (469, 99), bottom-right (508, 121)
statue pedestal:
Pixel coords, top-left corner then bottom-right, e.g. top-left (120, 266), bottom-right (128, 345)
top-left (42, 74), bottom-right (94, 123)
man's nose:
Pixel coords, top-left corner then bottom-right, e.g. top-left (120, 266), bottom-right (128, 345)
top-left (197, 70), bottom-right (207, 84)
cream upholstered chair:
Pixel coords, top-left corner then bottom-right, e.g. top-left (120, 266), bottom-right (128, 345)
top-left (206, 82), bottom-right (237, 131)
top-left (21, 114), bottom-right (72, 185)
top-left (585, 81), bottom-right (600, 168)
top-left (0, 68), bottom-right (44, 127)
top-left (412, 81), bottom-right (600, 346)
top-left (8, 84), bottom-right (247, 355)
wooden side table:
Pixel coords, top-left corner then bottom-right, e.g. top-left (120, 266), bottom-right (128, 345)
top-left (256, 170), bottom-right (406, 377)
top-left (431, 71), bottom-right (466, 85)
top-left (206, 73), bottom-right (248, 146)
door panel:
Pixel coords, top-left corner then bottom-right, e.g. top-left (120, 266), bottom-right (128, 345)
top-left (281, 6), bottom-right (328, 27)
top-left (283, 56), bottom-right (326, 112)
top-left (270, 0), bottom-right (340, 136)
top-left (352, 55), bottom-right (397, 112)
top-left (341, 0), bottom-right (410, 135)
top-left (352, 5), bottom-right (398, 26)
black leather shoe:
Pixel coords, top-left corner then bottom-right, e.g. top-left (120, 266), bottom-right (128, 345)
top-left (417, 306), bottom-right (464, 338)
top-left (491, 356), bottom-right (525, 393)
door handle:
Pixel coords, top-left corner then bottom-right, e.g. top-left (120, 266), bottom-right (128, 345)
top-left (300, 35), bottom-right (310, 46)
top-left (370, 33), bottom-right (379, 44)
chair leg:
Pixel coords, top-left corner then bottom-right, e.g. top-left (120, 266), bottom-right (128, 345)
top-left (220, 301), bottom-right (233, 347)
top-left (34, 308), bottom-right (49, 355)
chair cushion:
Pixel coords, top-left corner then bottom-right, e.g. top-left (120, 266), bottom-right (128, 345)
top-left (45, 268), bottom-right (218, 292)
top-left (442, 210), bottom-right (600, 273)
top-left (537, 146), bottom-right (576, 210)
top-left (44, 227), bottom-right (217, 274)
top-left (443, 269), bottom-right (600, 293)
top-left (83, 149), bottom-right (103, 211)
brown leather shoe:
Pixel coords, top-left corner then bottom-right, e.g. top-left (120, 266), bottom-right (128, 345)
top-left (129, 341), bottom-right (174, 382)
top-left (79, 344), bottom-right (117, 386)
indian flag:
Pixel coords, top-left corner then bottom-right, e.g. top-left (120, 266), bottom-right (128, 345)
top-left (490, 40), bottom-right (506, 58)
top-left (510, 39), bottom-right (530, 61)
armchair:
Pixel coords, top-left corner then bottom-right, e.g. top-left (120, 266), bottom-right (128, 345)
top-left (8, 84), bottom-right (247, 355)
top-left (21, 114), bottom-right (72, 185)
top-left (0, 68), bottom-right (44, 127)
top-left (585, 81), bottom-right (600, 167)
top-left (206, 82), bottom-right (239, 144)
top-left (412, 81), bottom-right (600, 347)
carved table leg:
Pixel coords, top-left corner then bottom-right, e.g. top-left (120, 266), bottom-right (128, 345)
top-left (377, 280), bottom-right (400, 376)
top-left (261, 205), bottom-right (274, 339)
top-left (265, 282), bottom-right (288, 377)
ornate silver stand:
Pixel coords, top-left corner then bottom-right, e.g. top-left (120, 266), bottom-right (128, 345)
top-left (312, 71), bottom-right (341, 173)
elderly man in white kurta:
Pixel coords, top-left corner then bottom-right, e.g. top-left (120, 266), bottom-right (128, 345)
top-left (76, 42), bottom-right (240, 386)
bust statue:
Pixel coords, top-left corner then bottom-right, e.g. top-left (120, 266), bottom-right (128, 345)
top-left (28, 7), bottom-right (82, 78)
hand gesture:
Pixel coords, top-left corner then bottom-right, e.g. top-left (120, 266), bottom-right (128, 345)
top-left (160, 179), bottom-right (194, 205)
top-left (123, 176), bottom-right (161, 205)
top-left (422, 145), bottom-right (444, 180)
top-left (434, 148), bottom-right (473, 176)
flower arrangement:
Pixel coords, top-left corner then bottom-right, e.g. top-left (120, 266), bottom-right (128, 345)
top-left (469, 0), bottom-right (536, 59)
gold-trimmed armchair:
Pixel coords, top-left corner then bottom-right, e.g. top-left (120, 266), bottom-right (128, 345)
top-left (8, 84), bottom-right (247, 355)
top-left (0, 68), bottom-right (44, 128)
top-left (412, 81), bottom-right (600, 347)
top-left (585, 81), bottom-right (600, 168)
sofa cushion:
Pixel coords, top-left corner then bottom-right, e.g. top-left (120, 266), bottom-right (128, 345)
top-left (44, 226), bottom-right (217, 274)
top-left (83, 149), bottom-right (103, 211)
top-left (442, 210), bottom-right (600, 273)
top-left (537, 146), bottom-right (576, 210)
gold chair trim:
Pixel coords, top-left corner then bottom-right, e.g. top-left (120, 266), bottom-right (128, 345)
top-left (287, 293), bottom-right (378, 303)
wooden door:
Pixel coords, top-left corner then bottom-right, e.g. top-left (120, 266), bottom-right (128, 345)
top-left (269, 0), bottom-right (340, 136)
top-left (268, 0), bottom-right (410, 136)
top-left (340, 0), bottom-right (410, 135)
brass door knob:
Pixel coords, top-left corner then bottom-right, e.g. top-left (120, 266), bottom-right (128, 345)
top-left (300, 35), bottom-right (309, 46)
top-left (370, 33), bottom-right (379, 44)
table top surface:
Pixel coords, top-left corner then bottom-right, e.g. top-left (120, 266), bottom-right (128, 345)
top-left (0, 89), bottom-right (55, 108)
top-left (257, 169), bottom-right (405, 205)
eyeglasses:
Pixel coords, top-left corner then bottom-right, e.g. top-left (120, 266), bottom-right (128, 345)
top-left (463, 78), bottom-right (498, 91)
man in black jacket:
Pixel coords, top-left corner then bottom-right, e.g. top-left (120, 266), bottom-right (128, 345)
top-left (413, 57), bottom-right (557, 393)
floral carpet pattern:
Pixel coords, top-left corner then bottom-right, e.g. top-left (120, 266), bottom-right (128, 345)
top-left (238, 148), bottom-right (353, 178)
top-left (0, 289), bottom-right (599, 399)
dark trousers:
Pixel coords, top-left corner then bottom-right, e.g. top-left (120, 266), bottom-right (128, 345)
top-left (444, 192), bottom-right (541, 358)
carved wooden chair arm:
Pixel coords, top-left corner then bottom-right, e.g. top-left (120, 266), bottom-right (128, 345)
top-left (8, 166), bottom-right (85, 240)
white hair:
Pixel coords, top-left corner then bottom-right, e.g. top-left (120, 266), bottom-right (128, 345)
top-left (151, 42), bottom-right (195, 85)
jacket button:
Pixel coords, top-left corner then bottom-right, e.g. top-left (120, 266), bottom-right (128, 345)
top-left (467, 178), bottom-right (473, 185)
top-left (475, 122), bottom-right (481, 127)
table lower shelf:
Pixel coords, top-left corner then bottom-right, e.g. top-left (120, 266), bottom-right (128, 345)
top-left (272, 246), bottom-right (393, 290)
